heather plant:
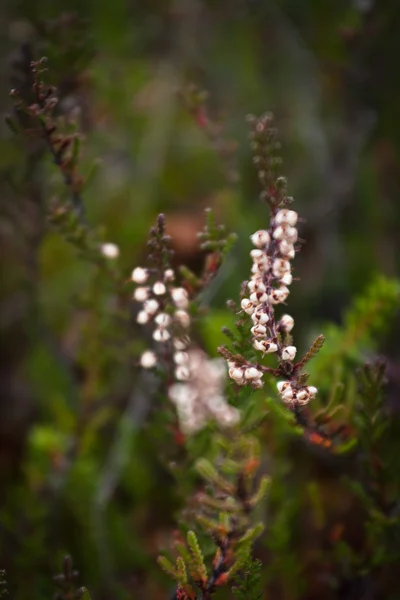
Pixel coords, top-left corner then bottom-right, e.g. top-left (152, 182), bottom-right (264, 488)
top-left (2, 36), bottom-right (400, 600)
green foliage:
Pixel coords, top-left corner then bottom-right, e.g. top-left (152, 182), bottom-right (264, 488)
top-left (231, 558), bottom-right (262, 600)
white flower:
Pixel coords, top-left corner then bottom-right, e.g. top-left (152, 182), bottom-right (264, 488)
top-left (251, 311), bottom-right (269, 325)
top-left (248, 279), bottom-right (266, 294)
top-left (155, 313), bottom-right (171, 327)
top-left (277, 381), bottom-right (291, 394)
top-left (272, 258), bottom-right (291, 277)
top-left (164, 269), bottom-right (175, 282)
top-left (307, 386), bottom-right (318, 398)
top-left (144, 299), bottom-right (159, 315)
top-left (174, 310), bottom-right (190, 328)
top-left (269, 286), bottom-right (289, 304)
top-left (282, 386), bottom-right (295, 402)
top-left (173, 336), bottom-right (190, 350)
top-left (153, 281), bottom-right (166, 295)
top-left (101, 243), bottom-right (120, 259)
top-left (252, 378), bottom-right (264, 389)
top-left (280, 272), bottom-right (293, 286)
top-left (284, 226), bottom-right (298, 243)
top-left (174, 351), bottom-right (189, 365)
top-left (133, 287), bottom-right (149, 302)
top-left (241, 298), bottom-right (255, 315)
top-left (279, 240), bottom-right (295, 259)
top-left (253, 340), bottom-right (278, 354)
top-left (279, 314), bottom-right (294, 332)
top-left (244, 367), bottom-right (262, 380)
top-left (229, 367), bottom-right (245, 383)
top-left (250, 291), bottom-right (268, 304)
top-left (137, 310), bottom-right (150, 324)
top-left (171, 287), bottom-right (189, 309)
top-left (251, 324), bottom-right (267, 337)
top-left (282, 345), bottom-right (297, 361)
top-left (250, 249), bottom-right (265, 261)
top-left (140, 350), bottom-right (157, 368)
top-left (153, 328), bottom-right (170, 342)
top-left (296, 389), bottom-right (310, 404)
top-left (175, 365), bottom-right (191, 381)
top-left (275, 209), bottom-right (298, 227)
top-left (251, 230), bottom-right (270, 248)
top-left (131, 267), bottom-right (148, 284)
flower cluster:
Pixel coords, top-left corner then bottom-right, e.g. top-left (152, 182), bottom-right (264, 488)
top-left (131, 265), bottom-right (191, 376)
top-left (169, 349), bottom-right (240, 434)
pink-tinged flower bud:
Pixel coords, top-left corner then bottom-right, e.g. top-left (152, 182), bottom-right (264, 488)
top-left (279, 314), bottom-right (294, 332)
top-left (133, 287), bottom-right (149, 302)
top-left (153, 328), bottom-right (170, 342)
top-left (253, 340), bottom-right (278, 354)
top-left (171, 287), bottom-right (189, 309)
top-left (140, 350), bottom-right (157, 368)
top-left (250, 291), bottom-right (268, 304)
top-left (272, 258), bottom-right (291, 277)
top-left (137, 310), bottom-right (150, 324)
top-left (275, 209), bottom-right (298, 227)
top-left (155, 313), bottom-right (171, 327)
top-left (248, 280), bottom-right (266, 294)
top-left (269, 286), bottom-right (289, 304)
top-left (174, 351), bottom-right (189, 365)
top-left (280, 272), bottom-right (293, 286)
top-left (251, 324), bottom-right (267, 337)
top-left (153, 281), bottom-right (166, 295)
top-left (101, 242), bottom-right (120, 259)
top-left (251, 311), bottom-right (269, 325)
top-left (296, 389), bottom-right (310, 404)
top-left (272, 225), bottom-right (285, 241)
top-left (245, 367), bottom-right (262, 380)
top-left (307, 386), bottom-right (318, 398)
top-left (164, 268), bottom-right (175, 282)
top-left (279, 240), bottom-right (295, 259)
top-left (282, 345), bottom-right (297, 361)
top-left (174, 310), bottom-right (190, 328)
top-left (285, 226), bottom-right (298, 243)
top-left (282, 386), bottom-right (295, 402)
top-left (175, 365), bottom-right (190, 381)
top-left (241, 298), bottom-right (255, 315)
top-left (144, 299), bottom-right (159, 314)
top-left (252, 378), bottom-right (264, 389)
top-left (173, 336), bottom-right (190, 350)
top-left (250, 249), bottom-right (265, 261)
top-left (251, 230), bottom-right (270, 248)
top-left (277, 381), bottom-right (291, 394)
top-left (131, 267), bottom-right (148, 284)
top-left (229, 368), bottom-right (245, 383)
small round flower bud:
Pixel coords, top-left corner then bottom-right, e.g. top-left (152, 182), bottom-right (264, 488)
top-left (229, 368), bottom-right (245, 384)
top-left (279, 240), bottom-right (295, 259)
top-left (101, 242), bottom-right (120, 259)
top-left (279, 314), bottom-right (294, 332)
top-left (273, 258), bottom-right (291, 277)
top-left (174, 351), bottom-right (189, 365)
top-left (269, 286), bottom-right (289, 304)
top-left (245, 367), bottom-right (262, 380)
top-left (296, 389), bottom-right (310, 404)
top-left (140, 350), bottom-right (157, 368)
top-left (133, 287), bottom-right (149, 302)
top-left (282, 345), bottom-right (297, 361)
top-left (282, 386), bottom-right (295, 402)
top-left (131, 267), bottom-right (148, 284)
top-left (155, 313), bottom-right (171, 327)
top-left (275, 209), bottom-right (298, 227)
top-left (144, 299), bottom-right (159, 315)
top-left (307, 386), bottom-right (318, 398)
top-left (251, 230), bottom-right (270, 248)
top-left (248, 280), bottom-right (266, 294)
top-left (241, 298), bottom-right (255, 315)
top-left (272, 225), bottom-right (285, 241)
top-left (254, 340), bottom-right (278, 354)
top-left (250, 249), bottom-right (265, 261)
top-left (277, 381), bottom-right (291, 394)
top-left (174, 310), bottom-right (190, 328)
top-left (171, 287), bottom-right (189, 309)
top-left (251, 311), bottom-right (269, 325)
top-left (280, 272), bottom-right (293, 286)
top-left (173, 336), bottom-right (190, 350)
top-left (153, 281), bottom-right (166, 295)
top-left (252, 378), bottom-right (264, 389)
top-left (250, 291), bottom-right (268, 304)
top-left (175, 365), bottom-right (190, 381)
top-left (284, 226), bottom-right (298, 243)
top-left (137, 310), bottom-right (150, 324)
top-left (153, 328), bottom-right (170, 342)
top-left (164, 268), bottom-right (175, 282)
top-left (251, 324), bottom-right (267, 337)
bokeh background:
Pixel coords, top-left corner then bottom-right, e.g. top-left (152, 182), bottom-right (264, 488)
top-left (1, 1), bottom-right (400, 599)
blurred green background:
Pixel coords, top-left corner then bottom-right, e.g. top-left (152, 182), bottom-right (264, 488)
top-left (0, 1), bottom-right (399, 599)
